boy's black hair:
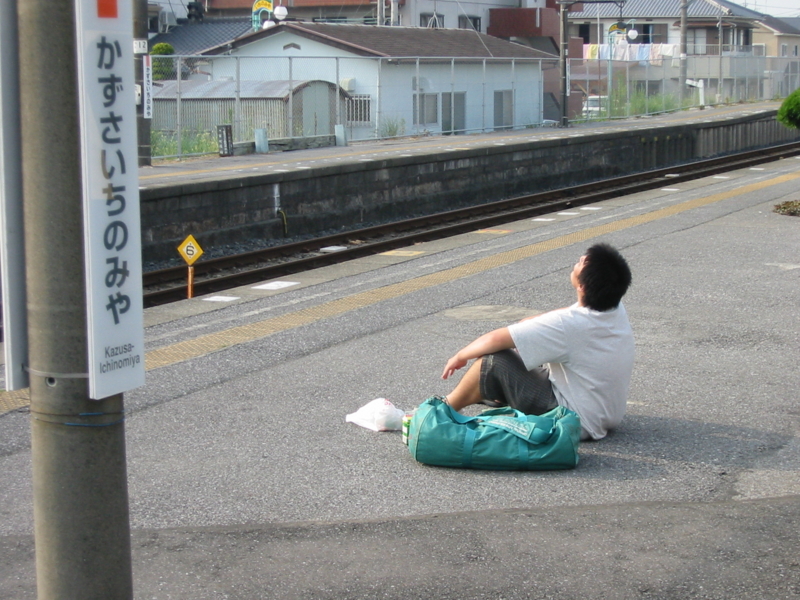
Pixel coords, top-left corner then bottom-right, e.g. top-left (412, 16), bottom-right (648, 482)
top-left (578, 243), bottom-right (632, 311)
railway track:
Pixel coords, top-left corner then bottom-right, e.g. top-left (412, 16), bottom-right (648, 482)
top-left (143, 141), bottom-right (800, 307)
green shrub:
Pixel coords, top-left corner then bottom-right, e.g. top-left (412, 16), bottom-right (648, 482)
top-left (379, 116), bottom-right (406, 138)
top-left (150, 42), bottom-right (175, 81)
top-left (151, 129), bottom-right (218, 159)
top-left (777, 88), bottom-right (800, 129)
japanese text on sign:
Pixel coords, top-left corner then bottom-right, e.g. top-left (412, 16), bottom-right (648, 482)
top-left (76, 0), bottom-right (145, 398)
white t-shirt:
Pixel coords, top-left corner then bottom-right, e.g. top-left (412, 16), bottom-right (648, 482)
top-left (507, 302), bottom-right (634, 440)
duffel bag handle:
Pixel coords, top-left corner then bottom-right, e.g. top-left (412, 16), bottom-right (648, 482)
top-left (441, 399), bottom-right (556, 445)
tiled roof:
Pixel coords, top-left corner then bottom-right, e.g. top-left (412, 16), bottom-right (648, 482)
top-left (777, 17), bottom-right (800, 33)
top-left (756, 14), bottom-right (800, 35)
top-left (149, 17), bottom-right (252, 55)
top-left (203, 22), bottom-right (558, 59)
top-left (570, 0), bottom-right (765, 21)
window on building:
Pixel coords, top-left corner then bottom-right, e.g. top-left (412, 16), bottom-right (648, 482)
top-left (458, 15), bottom-right (480, 31)
top-left (578, 23), bottom-right (590, 44)
top-left (638, 24), bottom-right (655, 44)
top-left (345, 95), bottom-right (371, 124)
top-left (413, 93), bottom-right (439, 125)
top-left (781, 44), bottom-right (788, 56)
top-left (420, 13), bottom-right (444, 28)
top-left (686, 28), bottom-right (707, 55)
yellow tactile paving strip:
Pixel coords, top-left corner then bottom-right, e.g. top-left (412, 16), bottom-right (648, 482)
top-left (0, 389), bottom-right (30, 414)
top-left (2, 170), bottom-right (797, 415)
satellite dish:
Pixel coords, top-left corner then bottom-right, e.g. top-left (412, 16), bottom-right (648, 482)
top-left (274, 5), bottom-right (288, 20)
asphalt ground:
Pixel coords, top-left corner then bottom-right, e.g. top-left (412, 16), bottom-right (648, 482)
top-left (2, 107), bottom-right (800, 598)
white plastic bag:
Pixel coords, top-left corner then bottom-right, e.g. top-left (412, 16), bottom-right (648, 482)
top-left (346, 398), bottom-right (404, 432)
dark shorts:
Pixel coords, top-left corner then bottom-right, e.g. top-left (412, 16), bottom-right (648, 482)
top-left (479, 349), bottom-right (558, 415)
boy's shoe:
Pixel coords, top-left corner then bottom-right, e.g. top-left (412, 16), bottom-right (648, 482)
top-left (480, 399), bottom-right (506, 408)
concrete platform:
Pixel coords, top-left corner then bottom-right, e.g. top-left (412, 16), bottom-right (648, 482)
top-left (1, 131), bottom-right (800, 598)
top-left (138, 101), bottom-right (784, 188)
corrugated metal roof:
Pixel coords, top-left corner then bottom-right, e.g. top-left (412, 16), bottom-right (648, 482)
top-left (152, 79), bottom-right (324, 99)
top-left (570, 0), bottom-right (766, 20)
top-left (204, 22), bottom-right (558, 59)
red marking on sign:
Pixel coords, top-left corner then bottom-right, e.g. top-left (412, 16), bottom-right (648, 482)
top-left (97, 0), bottom-right (118, 18)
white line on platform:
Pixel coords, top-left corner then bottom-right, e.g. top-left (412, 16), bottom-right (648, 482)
top-left (203, 296), bottom-right (239, 302)
top-left (252, 281), bottom-right (300, 290)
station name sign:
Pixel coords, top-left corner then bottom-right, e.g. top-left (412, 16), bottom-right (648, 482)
top-left (76, 0), bottom-right (145, 398)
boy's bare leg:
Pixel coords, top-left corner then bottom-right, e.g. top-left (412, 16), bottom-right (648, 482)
top-left (444, 358), bottom-right (484, 411)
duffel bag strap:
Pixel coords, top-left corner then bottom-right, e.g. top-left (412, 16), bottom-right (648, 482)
top-left (443, 399), bottom-right (556, 444)
top-left (462, 428), bottom-right (477, 468)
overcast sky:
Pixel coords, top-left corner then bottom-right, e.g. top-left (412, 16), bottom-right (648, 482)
top-left (745, 0), bottom-right (800, 18)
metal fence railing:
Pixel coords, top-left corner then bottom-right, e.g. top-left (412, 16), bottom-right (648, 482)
top-left (148, 52), bottom-right (800, 159)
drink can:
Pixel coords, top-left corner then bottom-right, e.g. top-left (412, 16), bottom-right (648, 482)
top-left (402, 413), bottom-right (413, 445)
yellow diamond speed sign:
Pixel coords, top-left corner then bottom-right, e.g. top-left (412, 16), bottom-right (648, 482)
top-left (178, 235), bottom-right (204, 265)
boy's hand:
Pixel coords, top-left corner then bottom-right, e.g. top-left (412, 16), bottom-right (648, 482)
top-left (442, 355), bottom-right (467, 380)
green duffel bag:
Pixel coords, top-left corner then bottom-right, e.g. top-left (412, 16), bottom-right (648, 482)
top-left (407, 396), bottom-right (581, 470)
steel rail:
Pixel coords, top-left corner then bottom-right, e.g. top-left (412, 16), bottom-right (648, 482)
top-left (143, 140), bottom-right (800, 307)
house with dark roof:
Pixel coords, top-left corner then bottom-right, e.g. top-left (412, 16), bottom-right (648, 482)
top-left (190, 23), bottom-right (560, 140)
top-left (753, 14), bottom-right (800, 57)
top-left (148, 17), bottom-right (252, 55)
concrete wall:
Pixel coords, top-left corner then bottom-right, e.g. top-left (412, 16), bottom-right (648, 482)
top-left (140, 110), bottom-right (800, 263)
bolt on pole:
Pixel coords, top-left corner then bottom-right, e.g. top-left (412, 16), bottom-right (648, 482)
top-left (17, 0), bottom-right (134, 598)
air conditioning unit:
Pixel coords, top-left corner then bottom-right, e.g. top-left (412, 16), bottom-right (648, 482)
top-left (412, 76), bottom-right (430, 91)
top-left (339, 77), bottom-right (356, 92)
top-left (158, 9), bottom-right (178, 33)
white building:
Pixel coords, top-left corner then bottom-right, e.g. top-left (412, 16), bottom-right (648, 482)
top-left (198, 22), bottom-right (557, 140)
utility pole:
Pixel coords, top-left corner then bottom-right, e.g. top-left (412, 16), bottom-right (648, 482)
top-left (134, 0), bottom-right (151, 165)
top-left (559, 0), bottom-right (570, 127)
top-left (18, 0), bottom-right (134, 598)
top-left (680, 0), bottom-right (688, 107)
top-left (559, 1), bottom-right (626, 127)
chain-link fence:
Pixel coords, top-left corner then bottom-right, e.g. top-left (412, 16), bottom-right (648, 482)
top-left (570, 46), bottom-right (800, 121)
top-left (149, 52), bottom-right (800, 159)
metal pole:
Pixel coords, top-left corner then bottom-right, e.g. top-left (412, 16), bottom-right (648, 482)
top-left (482, 58), bottom-right (486, 132)
top-left (134, 0), bottom-right (151, 165)
top-left (679, 0), bottom-right (688, 107)
top-left (450, 57), bottom-right (455, 134)
top-left (335, 57), bottom-right (341, 128)
top-left (288, 57), bottom-right (294, 138)
top-left (235, 57), bottom-right (241, 142)
top-left (176, 56), bottom-right (183, 157)
top-left (17, 1), bottom-right (134, 598)
top-left (376, 57), bottom-right (382, 139)
top-left (559, 1), bottom-right (569, 126)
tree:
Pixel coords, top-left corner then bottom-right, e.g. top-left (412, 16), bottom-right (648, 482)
top-left (777, 87), bottom-right (800, 130)
top-left (150, 42), bottom-right (175, 81)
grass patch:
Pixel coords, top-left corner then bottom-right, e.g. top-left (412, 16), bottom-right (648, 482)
top-left (774, 200), bottom-right (800, 216)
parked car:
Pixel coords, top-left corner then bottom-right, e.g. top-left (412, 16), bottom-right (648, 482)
top-left (583, 95), bottom-right (607, 118)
